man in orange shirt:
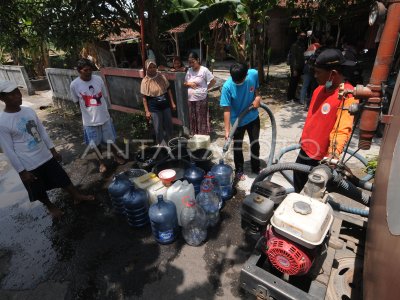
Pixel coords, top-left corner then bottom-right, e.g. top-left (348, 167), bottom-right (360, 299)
top-left (294, 48), bottom-right (358, 193)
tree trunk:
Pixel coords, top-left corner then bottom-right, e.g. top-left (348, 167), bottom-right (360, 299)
top-left (145, 0), bottom-right (165, 65)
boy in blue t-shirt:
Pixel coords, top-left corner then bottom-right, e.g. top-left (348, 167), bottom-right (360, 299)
top-left (220, 63), bottom-right (261, 180)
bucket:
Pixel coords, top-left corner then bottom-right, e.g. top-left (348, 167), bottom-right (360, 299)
top-left (120, 169), bottom-right (148, 184)
top-left (169, 147), bottom-right (190, 160)
top-left (136, 146), bottom-right (170, 171)
top-left (152, 159), bottom-right (191, 182)
top-left (189, 148), bottom-right (214, 172)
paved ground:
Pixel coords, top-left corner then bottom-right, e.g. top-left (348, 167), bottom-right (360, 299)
top-left (0, 66), bottom-right (380, 299)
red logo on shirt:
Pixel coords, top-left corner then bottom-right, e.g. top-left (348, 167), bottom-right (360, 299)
top-left (250, 86), bottom-right (255, 93)
top-left (81, 92), bottom-right (102, 107)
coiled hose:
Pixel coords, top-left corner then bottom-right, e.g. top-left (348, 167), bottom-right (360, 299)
top-left (223, 102), bottom-right (277, 168)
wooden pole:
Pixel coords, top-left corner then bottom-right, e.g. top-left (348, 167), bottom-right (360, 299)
top-left (138, 0), bottom-right (146, 73)
top-left (174, 32), bottom-right (180, 57)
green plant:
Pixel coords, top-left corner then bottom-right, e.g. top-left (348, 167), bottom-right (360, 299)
top-left (365, 155), bottom-right (378, 175)
top-left (111, 111), bottom-right (148, 140)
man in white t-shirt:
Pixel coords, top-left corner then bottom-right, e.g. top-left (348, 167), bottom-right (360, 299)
top-left (70, 59), bottom-right (125, 173)
top-left (0, 80), bottom-right (94, 219)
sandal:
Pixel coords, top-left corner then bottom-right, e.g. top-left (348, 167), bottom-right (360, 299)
top-left (99, 163), bottom-right (107, 173)
top-left (235, 172), bottom-right (246, 181)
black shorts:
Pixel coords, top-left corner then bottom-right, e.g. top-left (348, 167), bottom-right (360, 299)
top-left (23, 158), bottom-right (72, 202)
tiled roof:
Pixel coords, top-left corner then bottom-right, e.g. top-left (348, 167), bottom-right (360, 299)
top-left (167, 23), bottom-right (189, 34)
top-left (105, 28), bottom-right (140, 42)
top-left (167, 20), bottom-right (238, 34)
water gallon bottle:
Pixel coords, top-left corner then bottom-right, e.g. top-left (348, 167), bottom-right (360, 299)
top-left (149, 195), bottom-right (179, 244)
top-left (196, 181), bottom-right (220, 227)
top-left (202, 172), bottom-right (223, 209)
top-left (121, 186), bottom-right (149, 227)
top-left (211, 159), bottom-right (233, 202)
top-left (180, 197), bottom-right (207, 246)
top-left (184, 162), bottom-right (205, 196)
top-left (166, 180), bottom-right (195, 226)
top-left (108, 174), bottom-right (132, 215)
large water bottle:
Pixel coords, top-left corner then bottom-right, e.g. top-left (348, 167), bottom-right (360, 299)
top-left (196, 181), bottom-right (220, 227)
top-left (108, 174), bottom-right (132, 215)
top-left (121, 186), bottom-right (149, 227)
top-left (149, 195), bottom-right (179, 244)
top-left (184, 162), bottom-right (205, 196)
top-left (202, 172), bottom-right (223, 209)
top-left (211, 159), bottom-right (233, 202)
top-left (180, 197), bottom-right (207, 246)
top-left (166, 180), bottom-right (195, 226)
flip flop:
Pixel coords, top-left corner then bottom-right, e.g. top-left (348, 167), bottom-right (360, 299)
top-left (99, 163), bottom-right (107, 173)
top-left (235, 172), bottom-right (246, 181)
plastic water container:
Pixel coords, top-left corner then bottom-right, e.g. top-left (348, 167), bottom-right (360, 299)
top-left (184, 162), bottom-right (205, 196)
top-left (121, 186), bottom-right (149, 227)
top-left (202, 172), bottom-right (223, 209)
top-left (147, 181), bottom-right (168, 205)
top-left (187, 135), bottom-right (210, 150)
top-left (108, 174), bottom-right (132, 215)
top-left (149, 195), bottom-right (179, 244)
top-left (166, 180), bottom-right (195, 226)
top-left (211, 159), bottom-right (233, 201)
top-left (133, 172), bottom-right (160, 190)
top-left (180, 197), bottom-right (208, 246)
top-left (196, 181), bottom-right (220, 227)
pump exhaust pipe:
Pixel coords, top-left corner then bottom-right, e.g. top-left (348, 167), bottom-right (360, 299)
top-left (357, 2), bottom-right (400, 149)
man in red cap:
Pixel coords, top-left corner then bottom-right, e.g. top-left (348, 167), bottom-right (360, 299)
top-left (293, 48), bottom-right (358, 193)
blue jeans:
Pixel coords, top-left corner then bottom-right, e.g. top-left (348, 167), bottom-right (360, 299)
top-left (300, 66), bottom-right (312, 105)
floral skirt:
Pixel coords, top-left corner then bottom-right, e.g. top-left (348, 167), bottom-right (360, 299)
top-left (188, 98), bottom-right (211, 135)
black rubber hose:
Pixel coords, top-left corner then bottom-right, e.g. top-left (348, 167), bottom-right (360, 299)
top-left (347, 174), bottom-right (374, 192)
top-left (222, 102), bottom-right (277, 168)
top-left (328, 176), bottom-right (371, 206)
top-left (251, 163), bottom-right (313, 191)
top-left (260, 102), bottom-right (277, 167)
top-left (327, 197), bottom-right (369, 217)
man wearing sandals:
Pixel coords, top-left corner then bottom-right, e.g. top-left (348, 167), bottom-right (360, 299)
top-left (0, 80), bottom-right (94, 219)
top-left (70, 59), bottom-right (125, 173)
top-left (220, 63), bottom-right (261, 181)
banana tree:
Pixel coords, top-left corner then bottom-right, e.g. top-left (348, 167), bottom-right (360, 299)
top-left (175, 0), bottom-right (281, 83)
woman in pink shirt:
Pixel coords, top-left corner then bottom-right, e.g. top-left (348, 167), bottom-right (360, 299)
top-left (184, 52), bottom-right (216, 135)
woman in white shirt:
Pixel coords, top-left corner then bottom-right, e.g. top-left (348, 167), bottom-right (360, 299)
top-left (184, 52), bottom-right (216, 135)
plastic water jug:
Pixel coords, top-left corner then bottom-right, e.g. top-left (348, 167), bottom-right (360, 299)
top-left (121, 186), bottom-right (149, 227)
top-left (196, 181), bottom-right (220, 227)
top-left (202, 172), bottom-right (223, 209)
top-left (147, 181), bottom-right (168, 205)
top-left (166, 180), bottom-right (195, 226)
top-left (184, 162), bottom-right (205, 196)
top-left (149, 195), bottom-right (179, 244)
top-left (180, 197), bottom-right (207, 246)
top-left (108, 174), bottom-right (132, 215)
top-left (133, 172), bottom-right (160, 190)
top-left (211, 159), bottom-right (233, 201)
top-left (187, 135), bottom-right (210, 150)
